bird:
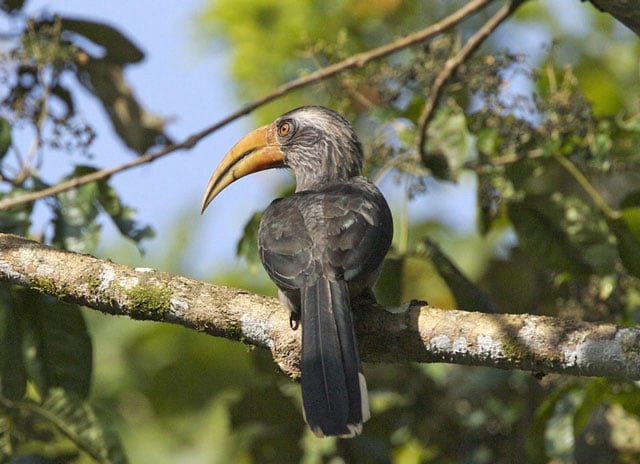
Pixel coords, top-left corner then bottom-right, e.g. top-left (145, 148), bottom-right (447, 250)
top-left (201, 106), bottom-right (393, 438)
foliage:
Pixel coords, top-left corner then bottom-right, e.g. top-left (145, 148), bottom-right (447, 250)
top-left (201, 1), bottom-right (640, 462)
top-left (0, 0), bottom-right (639, 463)
top-left (0, 6), bottom-right (162, 462)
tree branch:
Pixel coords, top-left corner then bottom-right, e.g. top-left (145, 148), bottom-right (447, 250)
top-left (1, 232), bottom-right (638, 380)
top-left (418, 0), bottom-right (524, 161)
top-left (0, 0), bottom-right (494, 212)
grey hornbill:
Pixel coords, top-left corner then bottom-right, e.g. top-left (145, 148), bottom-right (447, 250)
top-left (201, 106), bottom-right (393, 437)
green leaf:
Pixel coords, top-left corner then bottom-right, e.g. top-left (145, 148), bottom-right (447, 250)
top-left (38, 388), bottom-right (128, 464)
top-left (0, 0), bottom-right (25, 14)
top-left (0, 415), bottom-right (11, 462)
top-left (236, 211), bottom-right (262, 271)
top-left (55, 166), bottom-right (154, 249)
top-left (0, 189), bottom-right (33, 235)
top-left (424, 239), bottom-right (497, 313)
top-left (507, 197), bottom-right (592, 276)
top-left (527, 383), bottom-right (580, 464)
top-left (573, 378), bottom-right (609, 438)
top-left (477, 173), bottom-right (504, 235)
top-left (425, 102), bottom-right (474, 180)
top-left (95, 177), bottom-right (155, 248)
top-left (20, 291), bottom-right (92, 399)
top-left (475, 126), bottom-right (500, 158)
top-left (0, 117), bottom-right (10, 159)
top-left (620, 207), bottom-right (640, 238)
top-left (52, 172), bottom-right (101, 254)
top-left (229, 383), bottom-right (304, 463)
top-left (0, 286), bottom-right (27, 400)
top-left (608, 208), bottom-right (640, 278)
top-left (76, 60), bottom-right (171, 154)
top-left (610, 383), bottom-right (640, 416)
top-left (60, 18), bottom-right (144, 64)
top-left (374, 255), bottom-right (404, 307)
top-left (508, 193), bottom-right (617, 276)
top-left (620, 189), bottom-right (640, 209)
top-left (50, 84), bottom-right (75, 119)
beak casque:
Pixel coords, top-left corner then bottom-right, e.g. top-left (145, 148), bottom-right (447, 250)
top-left (200, 123), bottom-right (284, 213)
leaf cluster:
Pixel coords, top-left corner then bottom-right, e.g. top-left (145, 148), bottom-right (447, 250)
top-left (0, 287), bottom-right (126, 463)
top-left (0, 4), bottom-right (168, 462)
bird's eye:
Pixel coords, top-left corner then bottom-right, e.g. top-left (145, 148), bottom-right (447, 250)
top-left (278, 121), bottom-right (291, 137)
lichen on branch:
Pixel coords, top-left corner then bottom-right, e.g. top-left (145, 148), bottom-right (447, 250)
top-left (1, 232), bottom-right (639, 380)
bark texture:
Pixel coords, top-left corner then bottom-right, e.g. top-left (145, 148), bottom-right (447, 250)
top-left (1, 232), bottom-right (639, 380)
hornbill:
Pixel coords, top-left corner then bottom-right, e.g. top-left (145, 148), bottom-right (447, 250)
top-left (201, 106), bottom-right (393, 437)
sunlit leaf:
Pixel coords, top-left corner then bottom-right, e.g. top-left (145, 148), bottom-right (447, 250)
top-left (621, 207), bottom-right (640, 239)
top-left (0, 415), bottom-right (11, 462)
top-left (616, 112), bottom-right (640, 133)
top-left (425, 103), bottom-right (474, 179)
top-left (610, 383), bottom-right (640, 416)
top-left (475, 126), bottom-right (500, 158)
top-left (374, 254), bottom-right (404, 307)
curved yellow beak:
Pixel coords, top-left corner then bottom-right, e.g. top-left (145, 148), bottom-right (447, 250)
top-left (200, 123), bottom-right (285, 213)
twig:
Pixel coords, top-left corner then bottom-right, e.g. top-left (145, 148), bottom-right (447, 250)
top-left (417, 0), bottom-right (524, 162)
top-left (553, 152), bottom-right (621, 220)
top-left (0, 0), bottom-right (494, 211)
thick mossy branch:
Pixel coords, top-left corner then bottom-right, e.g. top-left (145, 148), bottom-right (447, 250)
top-left (0, 232), bottom-right (639, 380)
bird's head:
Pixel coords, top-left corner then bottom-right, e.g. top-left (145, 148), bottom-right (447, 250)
top-left (201, 106), bottom-right (364, 213)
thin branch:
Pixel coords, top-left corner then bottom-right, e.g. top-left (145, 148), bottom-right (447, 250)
top-left (417, 0), bottom-right (525, 162)
top-left (0, 0), bottom-right (494, 212)
top-left (552, 152), bottom-right (621, 220)
top-left (1, 232), bottom-right (639, 380)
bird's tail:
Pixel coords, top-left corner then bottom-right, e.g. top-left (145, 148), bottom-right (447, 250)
top-left (300, 277), bottom-right (369, 438)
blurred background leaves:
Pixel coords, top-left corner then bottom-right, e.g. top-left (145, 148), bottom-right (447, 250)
top-left (1, 0), bottom-right (640, 463)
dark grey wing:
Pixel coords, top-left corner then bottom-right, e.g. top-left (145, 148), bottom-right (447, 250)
top-left (323, 179), bottom-right (393, 283)
top-left (258, 197), bottom-right (318, 290)
top-left (258, 179), bottom-right (392, 438)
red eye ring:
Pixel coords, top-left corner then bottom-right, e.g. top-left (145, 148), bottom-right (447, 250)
top-left (278, 122), bottom-right (291, 137)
